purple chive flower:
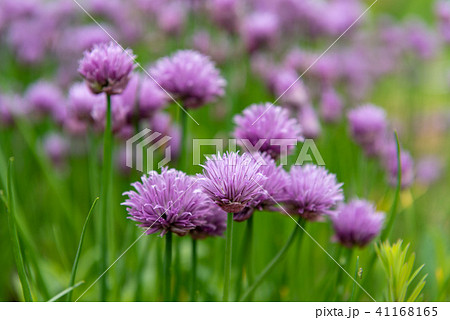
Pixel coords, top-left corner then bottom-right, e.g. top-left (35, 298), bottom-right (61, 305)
top-left (0, 94), bottom-right (20, 126)
top-left (67, 82), bottom-right (104, 123)
top-left (233, 152), bottom-right (288, 222)
top-left (234, 103), bottom-right (303, 159)
top-left (208, 0), bottom-right (240, 33)
top-left (416, 156), bottom-right (443, 186)
top-left (0, 93), bottom-right (29, 126)
top-left (148, 112), bottom-right (181, 160)
top-left (347, 104), bottom-right (387, 157)
top-left (198, 152), bottom-right (267, 213)
top-left (157, 2), bottom-right (186, 35)
top-left (91, 96), bottom-right (129, 134)
top-left (269, 68), bottom-right (310, 108)
top-left (122, 168), bottom-right (210, 237)
top-left (331, 199), bottom-right (385, 248)
top-left (42, 133), bottom-right (69, 167)
top-left (78, 41), bottom-right (136, 95)
top-left (320, 86), bottom-right (343, 123)
top-left (138, 76), bottom-right (169, 117)
top-left (298, 104), bottom-right (321, 139)
top-left (436, 1), bottom-right (450, 42)
top-left (150, 50), bottom-right (226, 108)
top-left (405, 19), bottom-right (439, 61)
top-left (25, 81), bottom-right (64, 117)
top-left (284, 164), bottom-right (344, 221)
top-left (254, 152), bottom-right (289, 206)
top-left (382, 142), bottom-right (415, 189)
top-left (241, 11), bottom-right (279, 53)
top-left (190, 204), bottom-right (227, 239)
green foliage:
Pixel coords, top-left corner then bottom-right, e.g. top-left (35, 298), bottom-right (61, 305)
top-left (375, 240), bottom-right (427, 302)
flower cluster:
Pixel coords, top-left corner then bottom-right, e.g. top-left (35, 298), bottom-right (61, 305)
top-left (347, 104), bottom-right (415, 189)
top-left (233, 103), bottom-right (303, 159)
top-left (150, 50), bottom-right (226, 108)
top-left (284, 165), bottom-right (344, 221)
top-left (198, 152), bottom-right (267, 213)
top-left (78, 42), bottom-right (136, 95)
top-left (122, 168), bottom-right (216, 237)
top-left (331, 200), bottom-right (385, 248)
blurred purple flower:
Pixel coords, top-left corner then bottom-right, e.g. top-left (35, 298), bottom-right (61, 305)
top-left (43, 133), bottom-right (69, 167)
top-left (269, 68), bottom-right (310, 108)
top-left (157, 2), bottom-right (186, 35)
top-left (78, 42), bottom-right (136, 95)
top-left (348, 104), bottom-right (387, 157)
top-left (241, 11), bottom-right (279, 53)
top-left (208, 0), bottom-right (240, 33)
top-left (405, 19), bottom-right (439, 60)
top-left (320, 0), bottom-right (362, 36)
top-left (25, 81), bottom-right (64, 117)
top-left (148, 112), bottom-right (181, 160)
top-left (123, 168), bottom-right (210, 237)
top-left (139, 76), bottom-right (169, 117)
top-left (298, 104), bottom-right (321, 139)
top-left (284, 164), bottom-right (344, 221)
top-left (331, 199), bottom-right (384, 248)
top-left (382, 142), bottom-right (415, 189)
top-left (234, 103), bottom-right (303, 159)
top-left (416, 156), bottom-right (443, 186)
top-left (436, 0), bottom-right (450, 42)
top-left (320, 86), bottom-right (343, 123)
top-left (150, 50), bottom-right (226, 108)
top-left (67, 82), bottom-right (104, 123)
top-left (198, 152), bottom-right (267, 213)
top-left (91, 96), bottom-right (130, 134)
top-left (0, 93), bottom-right (29, 126)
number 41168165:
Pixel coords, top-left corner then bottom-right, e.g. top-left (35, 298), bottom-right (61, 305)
top-left (376, 307), bottom-right (438, 317)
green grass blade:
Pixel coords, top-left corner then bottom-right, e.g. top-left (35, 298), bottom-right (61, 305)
top-left (67, 197), bottom-right (99, 301)
top-left (381, 131), bottom-right (402, 241)
top-left (48, 281), bottom-right (84, 302)
top-left (407, 274), bottom-right (427, 302)
top-left (7, 158), bottom-right (33, 301)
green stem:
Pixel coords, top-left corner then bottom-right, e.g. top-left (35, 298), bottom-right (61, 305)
top-left (335, 248), bottom-right (353, 301)
top-left (350, 256), bottom-right (360, 302)
top-left (380, 131), bottom-right (402, 241)
top-left (246, 215), bottom-right (254, 287)
top-left (240, 217), bottom-right (305, 302)
top-left (163, 232), bottom-right (173, 301)
top-left (49, 281), bottom-right (84, 302)
top-left (7, 158), bottom-right (33, 302)
top-left (173, 237), bottom-right (181, 300)
top-left (357, 132), bottom-right (402, 301)
top-left (223, 213), bottom-right (234, 302)
top-left (235, 215), bottom-right (254, 300)
top-left (99, 94), bottom-right (113, 301)
top-left (67, 197), bottom-right (99, 301)
top-left (190, 238), bottom-right (197, 301)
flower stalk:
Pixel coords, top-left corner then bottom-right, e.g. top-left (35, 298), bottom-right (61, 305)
top-left (163, 231), bottom-right (173, 301)
top-left (240, 216), bottom-right (305, 301)
top-left (99, 94), bottom-right (113, 301)
top-left (223, 213), bottom-right (234, 301)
